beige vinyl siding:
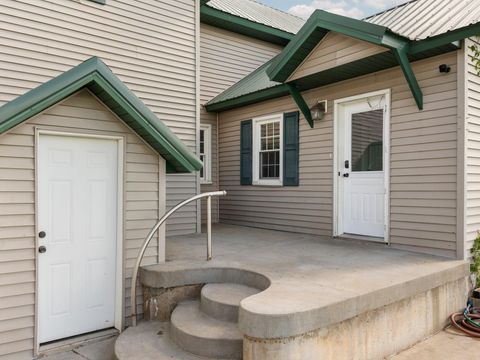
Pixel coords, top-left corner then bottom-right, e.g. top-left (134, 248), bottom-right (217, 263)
top-left (465, 37), bottom-right (480, 258)
top-left (0, 90), bottom-right (164, 359)
top-left (289, 32), bottom-right (389, 81)
top-left (0, 0), bottom-right (197, 237)
top-left (199, 24), bottom-right (282, 222)
top-left (218, 51), bottom-right (458, 258)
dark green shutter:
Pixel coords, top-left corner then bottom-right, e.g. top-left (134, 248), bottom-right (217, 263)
top-left (240, 120), bottom-right (253, 185)
top-left (283, 111), bottom-right (299, 186)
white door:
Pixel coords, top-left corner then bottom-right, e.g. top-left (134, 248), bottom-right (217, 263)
top-left (337, 95), bottom-right (387, 239)
top-left (38, 134), bottom-right (118, 343)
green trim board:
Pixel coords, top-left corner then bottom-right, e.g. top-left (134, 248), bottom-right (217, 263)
top-left (205, 43), bottom-right (460, 113)
top-left (200, 4), bottom-right (294, 46)
top-left (267, 10), bottom-right (408, 83)
top-left (205, 84), bottom-right (289, 113)
top-left (392, 44), bottom-right (423, 110)
top-left (410, 23), bottom-right (480, 54)
top-left (286, 84), bottom-right (313, 128)
top-left (0, 57), bottom-right (202, 173)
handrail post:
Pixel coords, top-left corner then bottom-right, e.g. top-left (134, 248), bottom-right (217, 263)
top-left (129, 190), bottom-right (226, 327)
top-left (207, 195), bottom-right (212, 261)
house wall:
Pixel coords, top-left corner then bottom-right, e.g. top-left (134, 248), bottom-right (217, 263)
top-left (199, 24), bottom-right (282, 222)
top-left (288, 32), bottom-right (388, 81)
top-left (0, 90), bottom-right (164, 359)
top-left (465, 37), bottom-right (480, 258)
top-left (218, 51), bottom-right (459, 258)
top-left (0, 0), bottom-right (198, 236)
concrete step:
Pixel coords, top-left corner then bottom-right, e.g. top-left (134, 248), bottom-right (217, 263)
top-left (170, 301), bottom-right (243, 359)
top-left (115, 321), bottom-right (228, 360)
top-left (201, 283), bottom-right (260, 322)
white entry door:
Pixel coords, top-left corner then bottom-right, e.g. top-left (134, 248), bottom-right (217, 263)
top-left (337, 94), bottom-right (387, 239)
top-left (38, 134), bottom-right (118, 343)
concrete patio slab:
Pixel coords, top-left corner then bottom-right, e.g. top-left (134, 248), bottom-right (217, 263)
top-left (390, 328), bottom-right (480, 360)
top-left (141, 224), bottom-right (469, 340)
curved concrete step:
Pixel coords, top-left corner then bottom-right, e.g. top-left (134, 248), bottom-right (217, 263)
top-left (115, 321), bottom-right (223, 360)
top-left (201, 283), bottom-right (260, 322)
top-left (170, 301), bottom-right (243, 359)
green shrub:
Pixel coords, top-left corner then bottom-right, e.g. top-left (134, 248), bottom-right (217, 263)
top-left (469, 37), bottom-right (480, 76)
top-left (471, 233), bottom-right (480, 287)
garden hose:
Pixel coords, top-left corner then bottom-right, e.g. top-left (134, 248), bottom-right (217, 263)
top-left (450, 301), bottom-right (480, 337)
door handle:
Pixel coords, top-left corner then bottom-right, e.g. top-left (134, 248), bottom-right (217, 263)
top-left (38, 245), bottom-right (47, 254)
top-left (343, 173), bottom-right (349, 178)
top-left (39, 231), bottom-right (46, 238)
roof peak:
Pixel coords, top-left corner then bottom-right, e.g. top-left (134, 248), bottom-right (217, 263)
top-left (0, 56), bottom-right (202, 173)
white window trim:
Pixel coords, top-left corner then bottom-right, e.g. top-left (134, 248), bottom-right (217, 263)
top-left (200, 124), bottom-right (212, 184)
top-left (252, 114), bottom-right (283, 186)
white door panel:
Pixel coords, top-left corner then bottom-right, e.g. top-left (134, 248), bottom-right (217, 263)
top-left (337, 95), bottom-right (387, 239)
top-left (38, 134), bottom-right (118, 343)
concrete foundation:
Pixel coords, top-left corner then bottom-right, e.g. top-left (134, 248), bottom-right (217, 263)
top-left (133, 225), bottom-right (471, 360)
top-left (143, 284), bottom-right (203, 321)
top-left (243, 276), bottom-right (469, 360)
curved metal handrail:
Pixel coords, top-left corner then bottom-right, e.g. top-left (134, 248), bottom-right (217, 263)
top-left (130, 190), bottom-right (227, 326)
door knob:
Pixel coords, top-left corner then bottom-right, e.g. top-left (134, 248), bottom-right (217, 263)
top-left (39, 231), bottom-right (46, 238)
top-left (38, 246), bottom-right (47, 253)
top-left (343, 173), bottom-right (350, 178)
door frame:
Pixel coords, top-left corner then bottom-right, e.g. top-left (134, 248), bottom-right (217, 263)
top-left (333, 89), bottom-right (391, 243)
top-left (34, 129), bottom-right (125, 353)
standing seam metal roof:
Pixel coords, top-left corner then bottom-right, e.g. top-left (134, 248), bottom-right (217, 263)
top-left (366, 0), bottom-right (480, 40)
top-left (206, 0), bottom-right (480, 108)
top-left (206, 0), bottom-right (306, 34)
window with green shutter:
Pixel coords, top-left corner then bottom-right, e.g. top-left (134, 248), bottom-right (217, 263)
top-left (240, 120), bottom-right (253, 185)
top-left (240, 112), bottom-right (299, 187)
top-left (283, 111), bottom-right (299, 186)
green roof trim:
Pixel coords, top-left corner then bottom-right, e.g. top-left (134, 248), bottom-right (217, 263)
top-left (200, 4), bottom-right (294, 46)
top-left (267, 10), bottom-right (409, 83)
top-left (0, 57), bottom-right (202, 173)
top-left (205, 84), bottom-right (289, 113)
top-left (410, 22), bottom-right (480, 54)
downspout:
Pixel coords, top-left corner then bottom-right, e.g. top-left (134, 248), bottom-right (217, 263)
top-left (195, 0), bottom-right (202, 233)
top-left (217, 111), bottom-right (220, 221)
top-left (457, 40), bottom-right (468, 260)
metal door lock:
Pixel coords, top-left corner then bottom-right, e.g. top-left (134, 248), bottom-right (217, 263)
top-left (39, 231), bottom-right (46, 238)
top-left (38, 246), bottom-right (47, 253)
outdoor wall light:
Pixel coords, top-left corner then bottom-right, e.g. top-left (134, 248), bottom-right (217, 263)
top-left (310, 100), bottom-right (327, 121)
top-left (439, 64), bottom-right (451, 73)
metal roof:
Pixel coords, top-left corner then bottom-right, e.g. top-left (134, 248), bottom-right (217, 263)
top-left (205, 0), bottom-right (305, 34)
top-left (206, 0), bottom-right (480, 110)
top-left (206, 56), bottom-right (283, 107)
top-left (366, 0), bottom-right (480, 40)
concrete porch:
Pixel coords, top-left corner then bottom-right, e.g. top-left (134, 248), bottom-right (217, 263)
top-left (117, 224), bottom-right (470, 360)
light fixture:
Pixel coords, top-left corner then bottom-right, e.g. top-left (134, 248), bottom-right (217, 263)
top-left (310, 100), bottom-right (327, 121)
top-left (439, 64), bottom-right (451, 73)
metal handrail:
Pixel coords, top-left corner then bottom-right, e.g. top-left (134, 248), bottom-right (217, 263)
top-left (130, 190), bottom-right (227, 326)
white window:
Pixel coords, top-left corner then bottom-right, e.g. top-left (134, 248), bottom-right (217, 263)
top-left (253, 114), bottom-right (283, 186)
top-left (200, 124), bottom-right (212, 184)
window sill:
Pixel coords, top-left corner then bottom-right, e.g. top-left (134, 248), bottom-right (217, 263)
top-left (252, 180), bottom-right (283, 187)
top-left (200, 181), bottom-right (213, 185)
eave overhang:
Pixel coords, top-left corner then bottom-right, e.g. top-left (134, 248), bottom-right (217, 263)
top-left (0, 57), bottom-right (203, 173)
top-left (200, 4), bottom-right (294, 46)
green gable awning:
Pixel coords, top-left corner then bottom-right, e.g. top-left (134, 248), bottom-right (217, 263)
top-left (0, 57), bottom-right (202, 173)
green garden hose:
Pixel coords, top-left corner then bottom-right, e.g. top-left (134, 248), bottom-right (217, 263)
top-left (450, 301), bottom-right (480, 337)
